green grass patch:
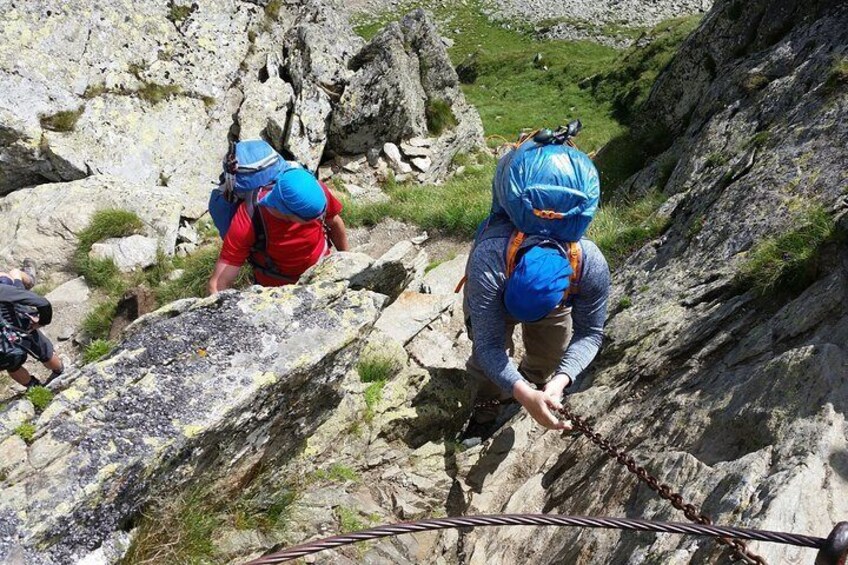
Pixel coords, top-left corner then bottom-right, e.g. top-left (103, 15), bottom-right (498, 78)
top-left (15, 423), bottom-right (36, 444)
top-left (336, 506), bottom-right (368, 533)
top-left (167, 2), bottom-right (196, 23)
top-left (265, 0), bottom-right (283, 20)
top-left (617, 296), bottom-right (632, 310)
top-left (81, 299), bottom-right (119, 341)
top-left (357, 354), bottom-right (401, 383)
top-left (74, 209), bottom-right (143, 293)
top-left (736, 205), bottom-right (836, 296)
top-left (82, 339), bottom-right (115, 364)
top-left (121, 489), bottom-right (222, 565)
top-left (342, 157), bottom-right (495, 238)
top-left (312, 463), bottom-right (360, 484)
top-left (39, 108), bottom-right (84, 132)
top-left (587, 190), bottom-right (669, 268)
top-left (25, 386), bottom-right (54, 411)
top-left (425, 98), bottom-right (458, 135)
top-left (137, 82), bottom-right (182, 104)
top-left (364, 380), bottom-right (387, 422)
top-left (705, 152), bottom-right (728, 168)
top-left (824, 56), bottom-right (848, 94)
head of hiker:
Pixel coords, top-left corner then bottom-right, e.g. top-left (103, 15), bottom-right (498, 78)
top-left (504, 246), bottom-right (572, 323)
top-left (259, 168), bottom-right (327, 222)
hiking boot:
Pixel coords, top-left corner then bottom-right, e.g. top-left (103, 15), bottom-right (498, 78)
top-left (25, 377), bottom-right (43, 390)
top-left (21, 259), bottom-right (37, 290)
top-left (458, 402), bottom-right (521, 448)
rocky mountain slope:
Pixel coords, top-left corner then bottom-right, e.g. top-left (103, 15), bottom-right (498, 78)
top-left (1, 0), bottom-right (847, 564)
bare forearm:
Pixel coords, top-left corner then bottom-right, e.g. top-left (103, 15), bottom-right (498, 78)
top-left (328, 216), bottom-right (349, 251)
top-left (208, 261), bottom-right (241, 294)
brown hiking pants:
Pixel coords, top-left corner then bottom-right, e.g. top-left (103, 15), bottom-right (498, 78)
top-left (464, 298), bottom-right (574, 423)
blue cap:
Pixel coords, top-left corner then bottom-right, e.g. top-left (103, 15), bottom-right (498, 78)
top-left (259, 168), bottom-right (327, 220)
top-left (504, 246), bottom-right (572, 322)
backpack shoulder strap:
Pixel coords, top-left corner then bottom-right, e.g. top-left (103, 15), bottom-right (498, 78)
top-left (505, 230), bottom-right (526, 277)
top-left (564, 241), bottom-right (583, 299)
top-left (247, 189), bottom-right (268, 254)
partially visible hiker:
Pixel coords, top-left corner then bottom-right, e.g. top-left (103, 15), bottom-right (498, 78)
top-left (460, 128), bottom-right (610, 442)
top-left (0, 262), bottom-right (64, 389)
top-left (207, 140), bottom-right (349, 293)
top-left (0, 258), bottom-right (38, 290)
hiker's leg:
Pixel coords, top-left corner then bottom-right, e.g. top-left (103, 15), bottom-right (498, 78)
top-left (42, 353), bottom-right (63, 373)
top-left (7, 269), bottom-right (32, 290)
top-left (519, 303), bottom-right (573, 388)
top-left (28, 331), bottom-right (62, 384)
top-left (7, 366), bottom-right (32, 387)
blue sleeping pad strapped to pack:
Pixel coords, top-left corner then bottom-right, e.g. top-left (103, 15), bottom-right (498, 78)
top-left (208, 140), bottom-right (297, 238)
top-left (491, 140), bottom-right (600, 242)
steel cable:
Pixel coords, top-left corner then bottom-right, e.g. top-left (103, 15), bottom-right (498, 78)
top-left (242, 513), bottom-right (825, 564)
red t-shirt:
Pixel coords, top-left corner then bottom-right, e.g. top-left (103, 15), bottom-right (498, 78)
top-left (219, 183), bottom-right (343, 286)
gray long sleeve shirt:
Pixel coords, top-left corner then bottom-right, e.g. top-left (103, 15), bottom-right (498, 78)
top-left (465, 223), bottom-right (610, 393)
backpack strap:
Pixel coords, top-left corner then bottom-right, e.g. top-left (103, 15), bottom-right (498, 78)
top-left (562, 241), bottom-right (583, 303)
top-left (504, 230), bottom-right (526, 277)
top-left (245, 189), bottom-right (298, 285)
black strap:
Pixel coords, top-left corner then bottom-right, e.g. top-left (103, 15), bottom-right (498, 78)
top-left (245, 189), bottom-right (298, 284)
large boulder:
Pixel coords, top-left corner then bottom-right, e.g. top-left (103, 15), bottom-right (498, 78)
top-left (0, 175), bottom-right (182, 273)
top-left (329, 10), bottom-right (484, 180)
top-left (0, 0), bottom-right (261, 212)
top-left (0, 282), bottom-right (385, 564)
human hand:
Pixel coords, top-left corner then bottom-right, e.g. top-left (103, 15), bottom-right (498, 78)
top-left (513, 380), bottom-right (571, 430)
top-left (544, 373), bottom-right (572, 403)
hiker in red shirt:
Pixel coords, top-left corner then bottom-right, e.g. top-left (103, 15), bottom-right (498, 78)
top-left (208, 167), bottom-right (349, 292)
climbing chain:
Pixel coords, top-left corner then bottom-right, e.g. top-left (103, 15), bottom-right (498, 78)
top-left (557, 402), bottom-right (767, 564)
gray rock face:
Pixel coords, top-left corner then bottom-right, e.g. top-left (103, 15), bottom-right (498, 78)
top-left (330, 22), bottom-right (429, 155)
top-left (0, 0), bottom-right (259, 206)
top-left (0, 175), bottom-right (182, 273)
top-left (0, 283), bottom-right (385, 564)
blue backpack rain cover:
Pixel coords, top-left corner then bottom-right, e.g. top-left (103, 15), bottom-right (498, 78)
top-left (208, 140), bottom-right (293, 238)
top-left (491, 140), bottom-right (600, 241)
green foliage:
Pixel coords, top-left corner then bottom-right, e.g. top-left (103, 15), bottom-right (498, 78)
top-left (82, 339), bottom-right (115, 364)
top-left (687, 214), bottom-right (706, 240)
top-left (74, 209), bottom-right (143, 292)
top-left (705, 152), bottom-right (728, 168)
top-left (336, 506), bottom-right (367, 533)
top-left (167, 2), bottom-right (196, 23)
top-left (83, 84), bottom-right (106, 99)
top-left (26, 386), bottom-right (54, 411)
top-left (265, 0), bottom-right (283, 20)
top-left (743, 72), bottom-right (770, 93)
top-left (357, 354), bottom-right (401, 383)
top-left (77, 209), bottom-right (144, 252)
top-left (587, 191), bottom-right (669, 268)
top-left (137, 82), bottom-right (182, 104)
top-left (736, 205), bottom-right (835, 296)
top-left (425, 98), bottom-right (458, 135)
top-left (585, 14), bottom-right (702, 123)
top-left (121, 489), bottom-right (222, 565)
top-left (82, 299), bottom-right (119, 341)
top-left (364, 380), bottom-right (386, 422)
top-left (39, 108), bottom-right (84, 132)
top-left (15, 423), bottom-right (36, 444)
top-left (342, 157), bottom-right (495, 238)
top-left (233, 488), bottom-right (298, 533)
top-left (617, 296), bottom-right (632, 310)
top-left (824, 56), bottom-right (848, 94)
top-left (748, 130), bottom-right (773, 149)
top-left (312, 463), bottom-right (360, 483)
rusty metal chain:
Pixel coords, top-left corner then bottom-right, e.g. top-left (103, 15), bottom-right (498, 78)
top-left (557, 402), bottom-right (767, 564)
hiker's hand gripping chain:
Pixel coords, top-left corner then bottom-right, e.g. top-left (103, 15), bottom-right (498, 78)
top-left (513, 380), bottom-right (571, 430)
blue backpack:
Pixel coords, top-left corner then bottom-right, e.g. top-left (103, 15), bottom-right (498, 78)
top-left (491, 138), bottom-right (600, 241)
top-left (208, 140), bottom-right (299, 238)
